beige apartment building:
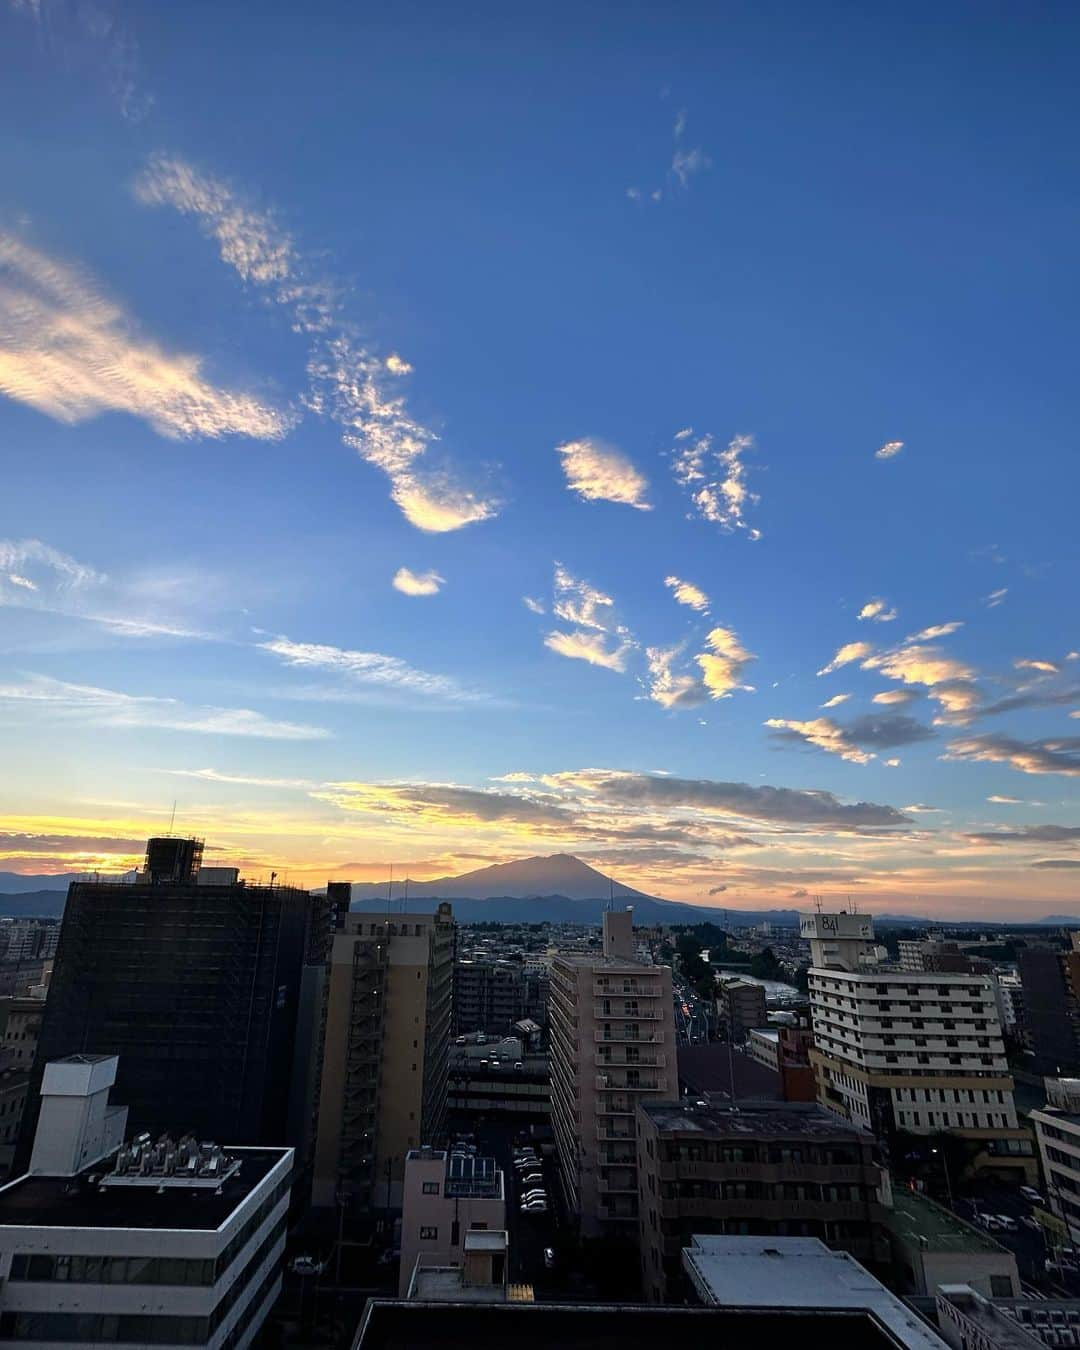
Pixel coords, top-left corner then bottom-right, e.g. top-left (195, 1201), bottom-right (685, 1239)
top-left (549, 909), bottom-right (677, 1238)
top-left (313, 904), bottom-right (455, 1210)
top-left (397, 1147), bottom-right (507, 1297)
top-left (802, 912), bottom-right (1035, 1182)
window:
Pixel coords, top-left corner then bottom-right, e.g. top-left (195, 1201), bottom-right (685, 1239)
top-left (991, 1276), bottom-right (1014, 1297)
top-left (422, 1181), bottom-right (440, 1195)
top-left (419, 1226), bottom-right (438, 1240)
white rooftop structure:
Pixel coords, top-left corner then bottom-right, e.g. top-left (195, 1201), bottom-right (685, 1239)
top-left (682, 1236), bottom-right (947, 1350)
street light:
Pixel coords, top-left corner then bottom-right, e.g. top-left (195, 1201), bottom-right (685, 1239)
top-left (930, 1145), bottom-right (954, 1209)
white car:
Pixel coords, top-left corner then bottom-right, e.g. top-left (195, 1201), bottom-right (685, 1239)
top-left (1020, 1186), bottom-right (1044, 1204)
top-left (521, 1173), bottom-right (544, 1185)
top-left (520, 1200), bottom-right (548, 1213)
top-left (521, 1189), bottom-right (547, 1202)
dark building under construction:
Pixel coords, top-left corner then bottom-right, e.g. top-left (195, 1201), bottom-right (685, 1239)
top-left (18, 838), bottom-right (334, 1178)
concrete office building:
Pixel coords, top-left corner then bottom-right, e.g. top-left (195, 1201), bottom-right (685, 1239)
top-left (312, 902), bottom-right (455, 1210)
top-left (636, 1099), bottom-right (884, 1302)
top-left (1031, 1079), bottom-right (1080, 1246)
top-left (548, 909), bottom-right (677, 1237)
top-left (717, 979), bottom-right (768, 1042)
top-left (682, 1235), bottom-right (947, 1349)
top-left (0, 1054), bottom-right (292, 1349)
top-left (803, 912), bottom-right (1035, 1181)
top-left (21, 837), bottom-right (334, 1181)
top-left (881, 1188), bottom-right (1020, 1298)
top-left (398, 1148), bottom-right (507, 1297)
top-left (747, 1027), bottom-right (781, 1073)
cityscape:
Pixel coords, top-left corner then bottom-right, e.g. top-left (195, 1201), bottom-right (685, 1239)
top-left (2, 1), bottom-right (1080, 1348)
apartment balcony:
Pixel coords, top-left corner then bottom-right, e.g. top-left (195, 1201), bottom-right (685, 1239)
top-left (593, 1005), bottom-right (660, 1019)
top-left (595, 1074), bottom-right (664, 1092)
top-left (598, 1176), bottom-right (639, 1196)
top-left (658, 1198), bottom-right (871, 1223)
top-left (596, 1126), bottom-right (635, 1143)
top-left (594, 1030), bottom-right (662, 1044)
top-left (593, 982), bottom-right (662, 998)
top-left (657, 1161), bottom-right (872, 1185)
top-left (596, 1055), bottom-right (667, 1072)
top-left (596, 1100), bottom-right (636, 1116)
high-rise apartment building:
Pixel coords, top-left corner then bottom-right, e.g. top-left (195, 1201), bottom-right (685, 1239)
top-left (1018, 941), bottom-right (1080, 1074)
top-left (548, 909), bottom-right (677, 1238)
top-left (636, 1099), bottom-right (884, 1302)
top-left (803, 912), bottom-right (1035, 1182)
top-left (312, 902), bottom-right (455, 1210)
top-left (19, 838), bottom-right (333, 1178)
top-left (452, 960), bottom-right (524, 1037)
top-left (1030, 1078), bottom-right (1080, 1246)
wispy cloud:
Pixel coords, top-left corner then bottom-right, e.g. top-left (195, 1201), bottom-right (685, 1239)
top-left (645, 645), bottom-right (708, 709)
top-left (818, 640), bottom-right (874, 676)
top-left (545, 628), bottom-right (632, 673)
top-left (988, 795), bottom-right (1024, 804)
top-left (985, 587), bottom-right (1008, 608)
top-left (861, 644), bottom-right (980, 722)
top-left (136, 156), bottom-right (497, 533)
top-left (392, 567), bottom-right (444, 597)
top-left (875, 440), bottom-right (903, 460)
top-left (664, 576), bottom-right (710, 613)
top-left (556, 438), bottom-right (651, 510)
top-left (259, 635), bottom-right (490, 705)
top-left (766, 712), bottom-right (934, 764)
top-left (671, 430), bottom-right (761, 538)
top-left (162, 767), bottom-right (315, 790)
top-left (10, 0), bottom-right (151, 121)
top-left (627, 105), bottom-right (710, 203)
top-left (551, 564), bottom-right (616, 631)
top-left (964, 824), bottom-right (1080, 845)
top-left (858, 597), bottom-right (897, 623)
top-left (0, 235), bottom-right (292, 441)
top-left (945, 733), bottom-right (1080, 777)
top-left (696, 626), bottom-right (755, 698)
top-left (1016, 658), bottom-right (1059, 675)
top-left (872, 689), bottom-right (919, 706)
top-left (0, 674), bottom-right (328, 739)
top-left (908, 622), bottom-right (963, 641)
top-left (522, 596), bottom-right (546, 615)
top-left (821, 693), bottom-right (851, 709)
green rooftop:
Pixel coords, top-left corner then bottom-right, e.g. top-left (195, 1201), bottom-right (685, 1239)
top-left (884, 1188), bottom-right (1007, 1254)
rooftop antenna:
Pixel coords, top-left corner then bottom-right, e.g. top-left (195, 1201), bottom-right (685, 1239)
top-left (168, 800), bottom-right (177, 836)
top-left (402, 875), bottom-right (409, 915)
top-left (385, 864), bottom-right (394, 929)
top-left (609, 876), bottom-right (615, 913)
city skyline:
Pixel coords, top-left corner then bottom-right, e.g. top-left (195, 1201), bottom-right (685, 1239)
top-left (1, 2), bottom-right (1079, 919)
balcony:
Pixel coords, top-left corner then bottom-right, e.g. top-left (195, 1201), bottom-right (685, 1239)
top-left (595, 1075), bottom-right (664, 1092)
top-left (593, 983), bottom-right (661, 998)
top-left (593, 1005), bottom-right (660, 1020)
top-left (596, 1126), bottom-right (635, 1143)
top-left (595, 1051), bottom-right (666, 1069)
top-left (596, 1100), bottom-right (636, 1116)
top-left (594, 1030), bottom-right (662, 1044)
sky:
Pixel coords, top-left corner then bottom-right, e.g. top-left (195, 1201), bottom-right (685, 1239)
top-left (1, 0), bottom-right (1079, 919)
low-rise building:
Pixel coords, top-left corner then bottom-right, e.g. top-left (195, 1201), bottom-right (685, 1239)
top-left (636, 1098), bottom-right (884, 1302)
top-left (0, 997), bottom-right (43, 1069)
top-left (681, 1235), bottom-right (946, 1349)
top-left (882, 1188), bottom-right (1020, 1299)
top-left (747, 1027), bottom-right (780, 1073)
top-left (398, 1148), bottom-right (507, 1298)
top-left (934, 1284), bottom-right (1045, 1350)
top-left (405, 1229), bottom-right (512, 1303)
top-left (0, 1053), bottom-right (291, 1349)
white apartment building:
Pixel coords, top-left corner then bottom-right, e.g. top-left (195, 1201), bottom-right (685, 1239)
top-left (1030, 1079), bottom-right (1080, 1246)
top-left (549, 909), bottom-right (677, 1237)
top-left (0, 1054), bottom-right (292, 1348)
top-left (803, 913), bottom-right (1035, 1181)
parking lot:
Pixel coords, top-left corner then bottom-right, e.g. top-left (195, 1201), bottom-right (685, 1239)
top-left (470, 1122), bottom-right (565, 1294)
top-left (950, 1179), bottom-right (1078, 1292)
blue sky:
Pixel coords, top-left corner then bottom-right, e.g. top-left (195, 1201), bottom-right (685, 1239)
top-left (1, 0), bottom-right (1078, 915)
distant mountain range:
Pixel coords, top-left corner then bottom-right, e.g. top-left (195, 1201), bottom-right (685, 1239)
top-left (1, 854), bottom-right (1078, 928)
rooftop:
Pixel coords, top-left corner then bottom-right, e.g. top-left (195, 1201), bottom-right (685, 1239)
top-left (408, 1267), bottom-right (508, 1303)
top-left (642, 1099), bottom-right (867, 1141)
top-left (936, 1286), bottom-right (1041, 1350)
top-left (885, 1188), bottom-right (1007, 1254)
top-left (676, 1044), bottom-right (783, 1102)
top-left (354, 1302), bottom-right (925, 1350)
top-left (683, 1237), bottom-right (945, 1350)
top-left (0, 1147), bottom-right (288, 1231)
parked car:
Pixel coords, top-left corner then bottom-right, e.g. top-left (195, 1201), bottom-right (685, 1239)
top-left (1020, 1186), bottom-right (1044, 1204)
top-left (521, 1173), bottom-right (544, 1185)
top-left (521, 1189), bottom-right (547, 1202)
top-left (543, 1247), bottom-right (556, 1269)
top-left (521, 1200), bottom-right (548, 1214)
top-left (997, 1216), bottom-right (1018, 1233)
top-left (1021, 1216), bottom-right (1042, 1232)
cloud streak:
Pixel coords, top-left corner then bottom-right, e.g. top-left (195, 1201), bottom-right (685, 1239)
top-left (945, 733), bottom-right (1080, 778)
top-left (259, 635), bottom-right (490, 705)
top-left (0, 235), bottom-right (292, 441)
top-left (393, 567), bottom-right (444, 597)
top-left (671, 430), bottom-right (761, 538)
top-left (665, 576), bottom-right (710, 613)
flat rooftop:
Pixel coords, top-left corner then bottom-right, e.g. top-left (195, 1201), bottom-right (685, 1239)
top-left (409, 1268), bottom-right (508, 1303)
top-left (885, 1189), bottom-right (1006, 1254)
top-left (684, 1238), bottom-right (944, 1350)
top-left (642, 1099), bottom-right (866, 1140)
top-left (0, 1147), bottom-right (287, 1231)
top-left (354, 1302), bottom-right (923, 1350)
top-left (676, 1044), bottom-right (783, 1102)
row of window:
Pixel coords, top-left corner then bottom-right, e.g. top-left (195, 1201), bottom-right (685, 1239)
top-left (660, 1143), bottom-right (862, 1166)
top-left (8, 1183), bottom-right (289, 1288)
top-left (661, 1180), bottom-right (865, 1203)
